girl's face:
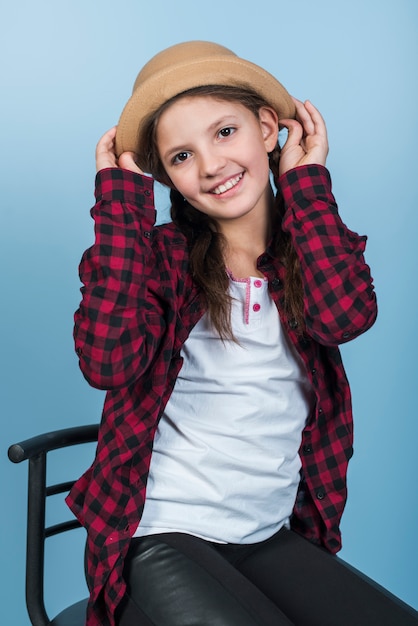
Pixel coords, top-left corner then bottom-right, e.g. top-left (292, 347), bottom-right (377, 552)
top-left (156, 96), bottom-right (279, 230)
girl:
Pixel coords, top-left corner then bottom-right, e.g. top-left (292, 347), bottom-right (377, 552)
top-left (67, 41), bottom-right (417, 625)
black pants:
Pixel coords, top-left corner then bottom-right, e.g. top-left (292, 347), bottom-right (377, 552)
top-left (117, 528), bottom-right (418, 626)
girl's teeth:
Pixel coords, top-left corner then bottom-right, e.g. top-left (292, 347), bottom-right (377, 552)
top-left (213, 174), bottom-right (242, 195)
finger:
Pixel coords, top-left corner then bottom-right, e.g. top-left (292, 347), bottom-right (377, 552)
top-left (278, 118), bottom-right (304, 149)
top-left (292, 97), bottom-right (315, 136)
top-left (95, 127), bottom-right (118, 172)
top-left (118, 151), bottom-right (144, 175)
top-left (304, 100), bottom-right (328, 140)
top-left (97, 126), bottom-right (117, 146)
top-left (96, 127), bottom-right (117, 157)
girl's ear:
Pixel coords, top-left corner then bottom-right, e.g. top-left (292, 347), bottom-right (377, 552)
top-left (258, 106), bottom-right (279, 153)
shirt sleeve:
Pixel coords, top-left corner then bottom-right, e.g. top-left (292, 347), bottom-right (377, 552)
top-left (277, 164), bottom-right (377, 346)
top-left (74, 168), bottom-right (172, 390)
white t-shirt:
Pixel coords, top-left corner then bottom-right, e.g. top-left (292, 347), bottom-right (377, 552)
top-left (134, 275), bottom-right (313, 543)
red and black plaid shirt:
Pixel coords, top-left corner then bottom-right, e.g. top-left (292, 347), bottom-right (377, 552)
top-left (67, 164), bottom-right (377, 626)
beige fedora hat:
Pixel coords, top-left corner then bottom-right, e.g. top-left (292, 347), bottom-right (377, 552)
top-left (115, 40), bottom-right (295, 168)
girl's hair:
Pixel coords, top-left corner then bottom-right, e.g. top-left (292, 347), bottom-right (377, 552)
top-left (141, 84), bottom-right (304, 340)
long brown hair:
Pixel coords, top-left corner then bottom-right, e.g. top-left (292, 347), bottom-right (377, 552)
top-left (140, 85), bottom-right (304, 340)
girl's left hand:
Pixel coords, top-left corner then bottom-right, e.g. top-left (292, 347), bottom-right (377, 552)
top-left (278, 98), bottom-right (329, 176)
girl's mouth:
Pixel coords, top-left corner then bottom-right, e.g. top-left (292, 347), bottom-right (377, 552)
top-left (210, 173), bottom-right (243, 195)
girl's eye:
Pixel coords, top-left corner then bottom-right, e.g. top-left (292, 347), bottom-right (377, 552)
top-left (173, 151), bottom-right (191, 165)
top-left (218, 127), bottom-right (236, 138)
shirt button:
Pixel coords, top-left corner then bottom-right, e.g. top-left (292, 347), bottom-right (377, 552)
top-left (303, 444), bottom-right (313, 454)
top-left (253, 303), bottom-right (261, 312)
top-left (316, 490), bottom-right (326, 500)
top-left (289, 319), bottom-right (298, 329)
top-left (144, 189), bottom-right (151, 196)
top-left (342, 331), bottom-right (351, 339)
top-left (311, 368), bottom-right (317, 375)
top-left (271, 278), bottom-right (281, 288)
top-left (254, 279), bottom-right (263, 288)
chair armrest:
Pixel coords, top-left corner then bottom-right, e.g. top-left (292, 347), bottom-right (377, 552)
top-left (8, 424), bottom-right (99, 463)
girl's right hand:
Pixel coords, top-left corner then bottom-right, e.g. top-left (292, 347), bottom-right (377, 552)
top-left (95, 126), bottom-right (144, 175)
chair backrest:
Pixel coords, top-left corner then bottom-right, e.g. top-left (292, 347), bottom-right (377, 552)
top-left (8, 424), bottom-right (98, 626)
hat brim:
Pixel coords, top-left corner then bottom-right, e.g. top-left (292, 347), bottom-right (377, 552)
top-left (115, 56), bottom-right (296, 170)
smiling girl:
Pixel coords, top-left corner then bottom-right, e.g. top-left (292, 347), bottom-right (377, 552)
top-left (67, 41), bottom-right (417, 626)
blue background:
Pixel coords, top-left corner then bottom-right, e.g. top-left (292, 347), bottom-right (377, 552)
top-left (1, 1), bottom-right (417, 623)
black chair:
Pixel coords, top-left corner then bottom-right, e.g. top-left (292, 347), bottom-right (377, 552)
top-left (8, 424), bottom-right (99, 626)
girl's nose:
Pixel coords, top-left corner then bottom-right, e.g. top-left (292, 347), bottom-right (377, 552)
top-left (199, 150), bottom-right (226, 177)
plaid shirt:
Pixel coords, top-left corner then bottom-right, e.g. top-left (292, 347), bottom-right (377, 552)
top-left (67, 164), bottom-right (377, 626)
